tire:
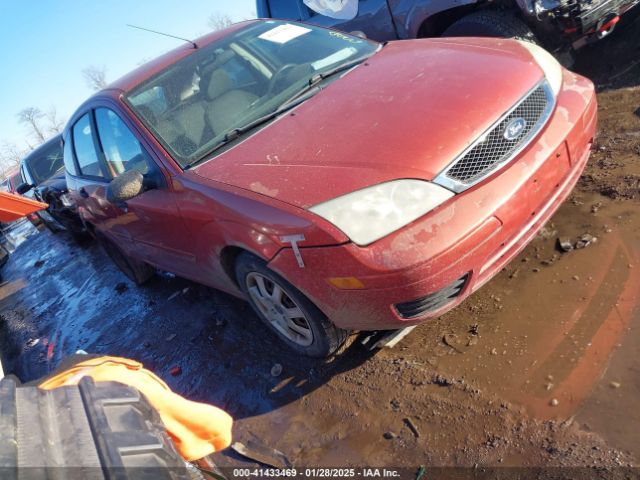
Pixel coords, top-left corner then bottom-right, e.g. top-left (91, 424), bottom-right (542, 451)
top-left (53, 213), bottom-right (93, 245)
top-left (98, 235), bottom-right (155, 285)
top-left (442, 10), bottom-right (539, 44)
top-left (235, 252), bottom-right (348, 357)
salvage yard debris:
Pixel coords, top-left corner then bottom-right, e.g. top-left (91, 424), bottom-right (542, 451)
top-left (442, 333), bottom-right (463, 353)
top-left (556, 233), bottom-right (598, 253)
top-left (558, 237), bottom-right (574, 252)
top-left (403, 417), bottom-right (421, 438)
top-left (231, 439), bottom-right (291, 469)
top-left (575, 233), bottom-right (597, 249)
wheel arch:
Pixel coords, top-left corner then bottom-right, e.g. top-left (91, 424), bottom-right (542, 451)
top-left (416, 3), bottom-right (481, 37)
top-left (219, 245), bottom-right (255, 289)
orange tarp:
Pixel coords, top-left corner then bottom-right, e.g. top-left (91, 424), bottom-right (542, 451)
top-left (39, 356), bottom-right (233, 461)
top-left (0, 191), bottom-right (47, 222)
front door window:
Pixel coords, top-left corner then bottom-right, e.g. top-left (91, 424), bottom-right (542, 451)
top-left (94, 108), bottom-right (153, 178)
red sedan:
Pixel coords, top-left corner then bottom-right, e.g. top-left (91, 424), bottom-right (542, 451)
top-left (64, 20), bottom-right (597, 356)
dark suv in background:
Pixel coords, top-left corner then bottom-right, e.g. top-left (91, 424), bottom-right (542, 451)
top-left (17, 135), bottom-right (86, 240)
top-left (257, 0), bottom-right (638, 52)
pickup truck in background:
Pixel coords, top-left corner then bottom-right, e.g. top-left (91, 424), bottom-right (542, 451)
top-left (256, 0), bottom-right (638, 53)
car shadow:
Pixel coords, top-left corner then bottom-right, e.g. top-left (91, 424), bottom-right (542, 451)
top-left (0, 228), bottom-right (379, 420)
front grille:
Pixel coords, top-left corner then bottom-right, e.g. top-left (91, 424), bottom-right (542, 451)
top-left (395, 273), bottom-right (469, 319)
top-left (436, 81), bottom-right (553, 191)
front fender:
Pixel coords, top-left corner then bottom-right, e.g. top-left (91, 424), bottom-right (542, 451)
top-left (388, 0), bottom-right (480, 38)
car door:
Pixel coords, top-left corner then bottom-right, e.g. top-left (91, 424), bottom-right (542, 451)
top-left (69, 107), bottom-right (198, 276)
top-left (268, 0), bottom-right (398, 41)
top-left (67, 112), bottom-right (129, 246)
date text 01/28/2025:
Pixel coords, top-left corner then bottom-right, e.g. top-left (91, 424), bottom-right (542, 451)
top-left (230, 468), bottom-right (404, 478)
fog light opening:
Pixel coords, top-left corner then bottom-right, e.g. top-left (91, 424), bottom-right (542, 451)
top-left (328, 277), bottom-right (365, 290)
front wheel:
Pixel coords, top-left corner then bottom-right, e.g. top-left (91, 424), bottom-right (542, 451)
top-left (235, 252), bottom-right (348, 357)
top-left (442, 10), bottom-right (539, 44)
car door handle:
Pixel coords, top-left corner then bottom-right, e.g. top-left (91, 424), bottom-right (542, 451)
top-left (79, 188), bottom-right (89, 198)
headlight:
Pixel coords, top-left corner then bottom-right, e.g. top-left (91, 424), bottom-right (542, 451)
top-left (518, 41), bottom-right (562, 96)
top-left (60, 193), bottom-right (74, 208)
top-left (309, 179), bottom-right (454, 246)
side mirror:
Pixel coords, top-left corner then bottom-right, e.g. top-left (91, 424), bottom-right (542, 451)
top-left (106, 170), bottom-right (145, 203)
top-left (16, 183), bottom-right (33, 195)
top-left (350, 30), bottom-right (367, 39)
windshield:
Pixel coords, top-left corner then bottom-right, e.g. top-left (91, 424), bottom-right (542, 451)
top-left (126, 21), bottom-right (378, 167)
top-left (25, 141), bottom-right (64, 184)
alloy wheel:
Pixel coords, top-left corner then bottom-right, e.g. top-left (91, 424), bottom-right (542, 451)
top-left (245, 272), bottom-right (314, 347)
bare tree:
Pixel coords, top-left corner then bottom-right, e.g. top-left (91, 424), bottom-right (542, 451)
top-left (16, 107), bottom-right (47, 144)
top-left (0, 141), bottom-right (27, 176)
top-left (82, 65), bottom-right (108, 91)
top-left (208, 12), bottom-right (233, 31)
top-left (44, 106), bottom-right (65, 135)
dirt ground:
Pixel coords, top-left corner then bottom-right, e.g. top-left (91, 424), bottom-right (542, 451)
top-left (1, 14), bottom-right (639, 479)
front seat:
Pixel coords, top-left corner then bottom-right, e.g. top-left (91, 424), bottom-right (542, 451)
top-left (206, 70), bottom-right (258, 135)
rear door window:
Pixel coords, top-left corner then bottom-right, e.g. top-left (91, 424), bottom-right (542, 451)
top-left (94, 108), bottom-right (154, 177)
top-left (72, 114), bottom-right (105, 178)
top-left (63, 132), bottom-right (78, 176)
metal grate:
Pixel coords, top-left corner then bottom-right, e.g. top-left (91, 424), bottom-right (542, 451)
top-left (442, 82), bottom-right (552, 187)
top-left (395, 273), bottom-right (469, 319)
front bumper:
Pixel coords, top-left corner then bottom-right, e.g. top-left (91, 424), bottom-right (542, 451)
top-left (571, 0), bottom-right (639, 48)
top-left (268, 70), bottom-right (597, 331)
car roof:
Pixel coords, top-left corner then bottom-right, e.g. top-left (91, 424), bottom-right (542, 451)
top-left (103, 20), bottom-right (257, 94)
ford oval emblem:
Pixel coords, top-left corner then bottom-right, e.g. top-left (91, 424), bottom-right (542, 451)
top-left (504, 118), bottom-right (527, 141)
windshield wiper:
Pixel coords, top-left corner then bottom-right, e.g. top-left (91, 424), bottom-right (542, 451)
top-left (183, 56), bottom-right (371, 170)
top-left (183, 90), bottom-right (319, 170)
top-left (279, 56), bottom-right (370, 109)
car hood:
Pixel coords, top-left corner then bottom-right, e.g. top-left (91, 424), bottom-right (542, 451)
top-left (193, 37), bottom-right (544, 209)
top-left (35, 173), bottom-right (67, 193)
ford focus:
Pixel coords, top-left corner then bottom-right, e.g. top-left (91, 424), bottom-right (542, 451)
top-left (63, 20), bottom-right (597, 356)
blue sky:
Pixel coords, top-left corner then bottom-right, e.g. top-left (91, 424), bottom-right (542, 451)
top-left (0, 1), bottom-right (255, 149)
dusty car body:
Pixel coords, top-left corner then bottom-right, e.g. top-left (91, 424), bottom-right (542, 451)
top-left (258, 0), bottom-right (638, 50)
top-left (17, 135), bottom-right (86, 238)
top-left (64, 20), bottom-right (596, 356)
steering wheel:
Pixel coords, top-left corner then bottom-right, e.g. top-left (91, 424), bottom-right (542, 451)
top-left (267, 63), bottom-right (300, 96)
